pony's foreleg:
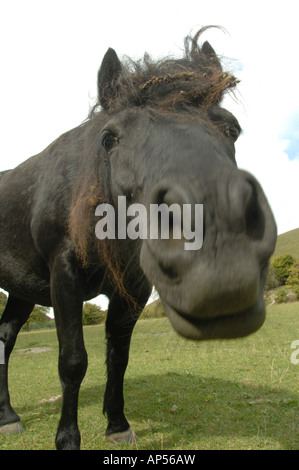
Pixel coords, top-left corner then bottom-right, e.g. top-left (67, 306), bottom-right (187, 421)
top-left (103, 288), bottom-right (149, 444)
top-left (50, 251), bottom-right (88, 450)
top-left (0, 295), bottom-right (34, 433)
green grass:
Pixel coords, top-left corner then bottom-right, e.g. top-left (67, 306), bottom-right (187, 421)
top-left (1, 302), bottom-right (298, 450)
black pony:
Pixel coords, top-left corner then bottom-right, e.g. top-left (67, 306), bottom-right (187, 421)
top-left (0, 28), bottom-right (276, 449)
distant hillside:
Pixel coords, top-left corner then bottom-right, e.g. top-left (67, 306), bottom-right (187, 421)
top-left (140, 298), bottom-right (166, 319)
top-left (273, 228), bottom-right (299, 260)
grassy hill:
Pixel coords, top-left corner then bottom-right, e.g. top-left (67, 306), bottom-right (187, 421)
top-left (140, 298), bottom-right (166, 319)
top-left (273, 227), bottom-right (299, 259)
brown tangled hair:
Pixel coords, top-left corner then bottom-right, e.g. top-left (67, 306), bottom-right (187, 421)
top-left (90, 26), bottom-right (239, 115)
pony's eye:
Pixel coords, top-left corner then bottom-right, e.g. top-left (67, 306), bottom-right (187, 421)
top-left (225, 125), bottom-right (240, 141)
top-left (102, 133), bottom-right (118, 152)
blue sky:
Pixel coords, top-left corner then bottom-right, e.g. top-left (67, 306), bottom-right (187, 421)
top-left (280, 111), bottom-right (299, 161)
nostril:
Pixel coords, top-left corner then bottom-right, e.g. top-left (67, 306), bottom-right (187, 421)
top-left (158, 260), bottom-right (179, 280)
top-left (154, 187), bottom-right (168, 206)
top-left (149, 180), bottom-right (193, 240)
top-left (244, 182), bottom-right (265, 240)
top-left (152, 185), bottom-right (187, 208)
top-left (228, 176), bottom-right (265, 240)
top-left (228, 179), bottom-right (252, 233)
top-left (163, 188), bottom-right (181, 206)
top-left (147, 180), bottom-right (193, 282)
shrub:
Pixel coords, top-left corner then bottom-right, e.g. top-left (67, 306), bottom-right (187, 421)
top-left (0, 291), bottom-right (7, 315)
top-left (272, 254), bottom-right (295, 285)
top-left (140, 299), bottom-right (166, 319)
top-left (274, 288), bottom-right (288, 304)
top-left (23, 305), bottom-right (52, 331)
top-left (286, 263), bottom-right (299, 286)
top-left (265, 265), bottom-right (280, 290)
top-left (291, 285), bottom-right (299, 300)
top-left (82, 302), bottom-right (106, 325)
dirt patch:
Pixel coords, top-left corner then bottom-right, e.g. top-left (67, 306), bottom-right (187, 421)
top-left (40, 395), bottom-right (61, 404)
top-left (16, 347), bottom-right (53, 354)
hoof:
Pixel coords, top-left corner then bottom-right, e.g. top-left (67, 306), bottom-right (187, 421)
top-left (106, 428), bottom-right (138, 444)
top-left (0, 421), bottom-right (24, 434)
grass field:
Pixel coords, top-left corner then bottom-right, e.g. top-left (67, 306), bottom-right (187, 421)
top-left (0, 302), bottom-right (298, 450)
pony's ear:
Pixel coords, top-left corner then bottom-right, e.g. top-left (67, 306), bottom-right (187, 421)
top-left (201, 41), bottom-right (222, 71)
top-left (97, 48), bottom-right (122, 110)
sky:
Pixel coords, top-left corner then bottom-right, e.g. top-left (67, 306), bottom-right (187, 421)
top-left (0, 0), bottom-right (298, 308)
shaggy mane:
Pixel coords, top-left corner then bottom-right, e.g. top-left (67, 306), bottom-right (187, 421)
top-left (90, 27), bottom-right (239, 115)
